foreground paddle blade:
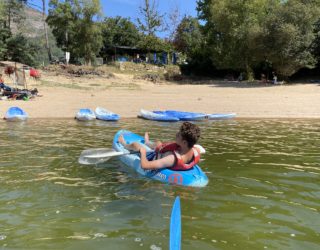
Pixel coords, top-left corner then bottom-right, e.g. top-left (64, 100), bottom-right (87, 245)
top-left (78, 148), bottom-right (116, 165)
top-left (170, 196), bottom-right (181, 250)
top-left (85, 151), bottom-right (125, 159)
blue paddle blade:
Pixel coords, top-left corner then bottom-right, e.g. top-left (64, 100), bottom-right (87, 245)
top-left (170, 196), bottom-right (181, 250)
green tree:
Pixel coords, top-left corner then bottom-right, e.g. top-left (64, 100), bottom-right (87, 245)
top-left (197, 0), bottom-right (270, 79)
top-left (0, 29), bottom-right (11, 59)
top-left (73, 0), bottom-right (102, 65)
top-left (100, 16), bottom-right (141, 59)
top-left (0, 1), bottom-right (4, 23)
top-left (197, 0), bottom-right (320, 78)
top-left (258, 0), bottom-right (320, 77)
top-left (173, 16), bottom-right (203, 55)
top-left (2, 0), bottom-right (27, 30)
top-left (138, 34), bottom-right (172, 53)
top-left (0, 1), bottom-right (39, 66)
top-left (5, 33), bottom-right (38, 66)
top-left (0, 2), bottom-right (8, 57)
top-left (311, 18), bottom-right (320, 65)
top-left (47, 0), bottom-right (78, 52)
top-left (101, 16), bottom-right (140, 47)
top-left (47, 0), bottom-right (103, 65)
top-left (166, 4), bottom-right (181, 41)
top-left (137, 0), bottom-right (164, 36)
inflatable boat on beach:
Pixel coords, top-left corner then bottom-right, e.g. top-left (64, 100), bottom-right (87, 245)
top-left (138, 109), bottom-right (179, 122)
top-left (208, 113), bottom-right (236, 120)
top-left (95, 107), bottom-right (120, 121)
top-left (75, 108), bottom-right (96, 121)
top-left (153, 110), bottom-right (207, 121)
top-left (4, 107), bottom-right (28, 121)
top-left (154, 110), bottom-right (236, 120)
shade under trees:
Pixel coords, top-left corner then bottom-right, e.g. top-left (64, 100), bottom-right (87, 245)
top-left (197, 0), bottom-right (320, 78)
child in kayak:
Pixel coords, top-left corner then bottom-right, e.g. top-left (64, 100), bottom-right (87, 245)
top-left (118, 122), bottom-right (201, 170)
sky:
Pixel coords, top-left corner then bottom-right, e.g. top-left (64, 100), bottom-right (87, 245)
top-left (40, 0), bottom-right (198, 19)
top-left (101, 0), bottom-right (198, 37)
top-left (101, 0), bottom-right (198, 20)
top-left (37, 0), bottom-right (198, 37)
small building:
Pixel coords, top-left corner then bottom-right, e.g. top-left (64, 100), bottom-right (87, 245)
top-left (102, 46), bottom-right (178, 65)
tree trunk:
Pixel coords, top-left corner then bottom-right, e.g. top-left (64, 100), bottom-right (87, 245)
top-left (8, 5), bottom-right (11, 30)
top-left (42, 0), bottom-right (52, 62)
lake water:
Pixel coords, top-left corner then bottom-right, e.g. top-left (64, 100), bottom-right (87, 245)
top-left (0, 119), bottom-right (319, 250)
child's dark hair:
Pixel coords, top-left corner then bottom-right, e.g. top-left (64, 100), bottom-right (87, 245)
top-left (179, 122), bottom-right (201, 148)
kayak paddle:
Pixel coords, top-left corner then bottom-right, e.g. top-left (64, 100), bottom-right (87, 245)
top-left (78, 144), bottom-right (206, 165)
top-left (78, 148), bottom-right (140, 165)
top-left (170, 196), bottom-right (181, 250)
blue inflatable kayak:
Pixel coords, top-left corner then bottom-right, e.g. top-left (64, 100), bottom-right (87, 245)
top-left (75, 108), bottom-right (96, 121)
top-left (95, 107), bottom-right (120, 121)
top-left (112, 130), bottom-right (208, 187)
top-left (138, 109), bottom-right (179, 122)
top-left (154, 110), bottom-right (207, 121)
top-left (208, 113), bottom-right (236, 120)
top-left (154, 110), bottom-right (236, 120)
top-left (4, 106), bottom-right (28, 121)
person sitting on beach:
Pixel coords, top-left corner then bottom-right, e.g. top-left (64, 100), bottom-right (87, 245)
top-left (0, 73), bottom-right (4, 87)
top-left (0, 74), bottom-right (12, 92)
top-left (118, 122), bottom-right (201, 170)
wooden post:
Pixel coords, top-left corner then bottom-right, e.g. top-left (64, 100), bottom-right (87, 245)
top-left (23, 68), bottom-right (27, 90)
top-left (14, 62), bottom-right (17, 90)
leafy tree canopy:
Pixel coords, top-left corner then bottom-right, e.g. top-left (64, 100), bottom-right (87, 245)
top-left (101, 16), bottom-right (140, 47)
top-left (5, 33), bottom-right (38, 66)
top-left (197, 0), bottom-right (320, 77)
top-left (312, 18), bottom-right (320, 64)
top-left (138, 35), bottom-right (172, 53)
top-left (173, 16), bottom-right (203, 55)
top-left (47, 0), bottom-right (103, 65)
top-left (137, 0), bottom-right (164, 36)
top-left (1, 0), bottom-right (27, 30)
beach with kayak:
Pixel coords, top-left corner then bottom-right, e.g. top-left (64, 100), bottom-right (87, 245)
top-left (0, 68), bottom-right (320, 119)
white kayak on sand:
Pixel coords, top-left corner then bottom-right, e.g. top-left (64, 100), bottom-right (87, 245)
top-left (95, 107), bottom-right (120, 121)
top-left (75, 108), bottom-right (96, 121)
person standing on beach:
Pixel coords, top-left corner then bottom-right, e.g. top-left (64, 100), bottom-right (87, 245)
top-left (272, 72), bottom-right (278, 84)
top-left (0, 74), bottom-right (4, 85)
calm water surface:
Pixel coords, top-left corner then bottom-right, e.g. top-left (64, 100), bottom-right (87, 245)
top-left (0, 119), bottom-right (319, 250)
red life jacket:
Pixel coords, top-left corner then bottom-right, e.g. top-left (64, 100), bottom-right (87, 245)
top-left (155, 142), bottom-right (200, 171)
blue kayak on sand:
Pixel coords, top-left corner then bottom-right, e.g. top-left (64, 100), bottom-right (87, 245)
top-left (75, 108), bottom-right (96, 121)
top-left (4, 106), bottom-right (28, 121)
top-left (154, 110), bottom-right (236, 120)
top-left (154, 110), bottom-right (207, 121)
top-left (95, 107), bottom-right (120, 121)
top-left (112, 130), bottom-right (208, 187)
top-left (208, 113), bottom-right (236, 120)
top-left (138, 109), bottom-right (179, 122)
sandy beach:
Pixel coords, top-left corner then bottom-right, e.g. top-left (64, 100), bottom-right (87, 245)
top-left (1, 69), bottom-right (320, 119)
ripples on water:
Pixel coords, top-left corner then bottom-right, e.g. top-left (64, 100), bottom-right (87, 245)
top-left (0, 119), bottom-right (319, 249)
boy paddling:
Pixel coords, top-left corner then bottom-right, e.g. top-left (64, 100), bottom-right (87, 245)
top-left (119, 122), bottom-right (201, 170)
